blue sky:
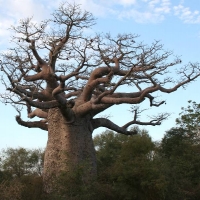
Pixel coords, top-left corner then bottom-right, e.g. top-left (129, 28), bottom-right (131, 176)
top-left (0, 0), bottom-right (200, 149)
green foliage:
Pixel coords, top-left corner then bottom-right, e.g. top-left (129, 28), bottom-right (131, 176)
top-left (111, 135), bottom-right (163, 200)
top-left (51, 162), bottom-right (95, 200)
top-left (94, 128), bottom-right (166, 200)
top-left (0, 147), bottom-right (44, 178)
top-left (94, 126), bottom-right (200, 200)
top-left (1, 123), bottom-right (200, 199)
top-left (47, 160), bottom-right (117, 200)
top-left (176, 100), bottom-right (200, 136)
top-left (0, 147), bottom-right (44, 200)
top-left (158, 127), bottom-right (200, 200)
top-left (160, 127), bottom-right (191, 158)
top-left (94, 130), bottom-right (128, 173)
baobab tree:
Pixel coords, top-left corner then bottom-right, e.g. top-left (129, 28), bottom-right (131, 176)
top-left (1, 2), bottom-right (200, 193)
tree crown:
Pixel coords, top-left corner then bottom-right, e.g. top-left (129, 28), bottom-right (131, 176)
top-left (1, 2), bottom-right (200, 135)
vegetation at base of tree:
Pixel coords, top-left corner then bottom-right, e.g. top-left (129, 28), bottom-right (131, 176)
top-left (0, 129), bottom-right (200, 199)
top-left (0, 148), bottom-right (45, 200)
top-left (0, 102), bottom-right (200, 199)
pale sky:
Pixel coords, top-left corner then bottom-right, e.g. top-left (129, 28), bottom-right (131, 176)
top-left (0, 0), bottom-right (200, 149)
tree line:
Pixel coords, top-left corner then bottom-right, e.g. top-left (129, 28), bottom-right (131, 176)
top-left (0, 101), bottom-right (200, 199)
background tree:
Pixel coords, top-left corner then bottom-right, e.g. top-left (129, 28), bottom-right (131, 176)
top-left (94, 130), bottom-right (128, 175)
top-left (0, 147), bottom-right (44, 200)
top-left (0, 147), bottom-right (44, 178)
top-left (176, 100), bottom-right (200, 139)
top-left (1, 2), bottom-right (200, 193)
top-left (158, 127), bottom-right (200, 199)
top-left (0, 126), bottom-right (200, 199)
top-left (94, 128), bottom-right (166, 200)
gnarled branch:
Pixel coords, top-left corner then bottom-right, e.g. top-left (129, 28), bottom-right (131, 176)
top-left (16, 115), bottom-right (48, 131)
top-left (28, 108), bottom-right (48, 119)
top-left (91, 118), bottom-right (137, 135)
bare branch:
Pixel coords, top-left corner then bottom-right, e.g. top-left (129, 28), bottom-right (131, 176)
top-left (91, 118), bottom-right (137, 135)
top-left (1, 2), bottom-right (200, 137)
top-left (16, 115), bottom-right (48, 131)
top-left (123, 111), bottom-right (170, 129)
top-left (29, 40), bottom-right (46, 65)
top-left (28, 108), bottom-right (48, 119)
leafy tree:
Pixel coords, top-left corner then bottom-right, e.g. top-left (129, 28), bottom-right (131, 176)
top-left (0, 147), bottom-right (45, 200)
top-left (94, 129), bottom-right (166, 200)
top-left (158, 102), bottom-right (200, 199)
top-left (1, 2), bottom-right (200, 193)
top-left (0, 147), bottom-right (44, 178)
top-left (176, 100), bottom-right (200, 140)
top-left (94, 130), bottom-right (128, 173)
top-left (159, 128), bottom-right (200, 199)
top-left (159, 127), bottom-right (189, 158)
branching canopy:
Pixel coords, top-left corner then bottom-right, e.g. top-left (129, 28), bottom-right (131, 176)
top-left (1, 2), bottom-right (200, 135)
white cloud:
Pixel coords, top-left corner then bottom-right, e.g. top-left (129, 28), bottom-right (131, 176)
top-left (2, 0), bottom-right (198, 27)
top-left (0, 0), bottom-right (199, 43)
top-left (173, 4), bottom-right (200, 24)
top-left (116, 0), bottom-right (137, 6)
top-left (55, 0), bottom-right (115, 17)
top-left (149, 0), bottom-right (171, 14)
top-left (89, 0), bottom-right (137, 7)
top-left (0, 0), bottom-right (55, 47)
top-left (119, 9), bottom-right (165, 23)
top-left (149, 0), bottom-right (160, 8)
top-left (0, 0), bottom-right (51, 21)
top-left (118, 0), bottom-right (171, 23)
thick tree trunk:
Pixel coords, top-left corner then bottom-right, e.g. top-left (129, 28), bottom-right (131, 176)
top-left (43, 108), bottom-right (97, 193)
